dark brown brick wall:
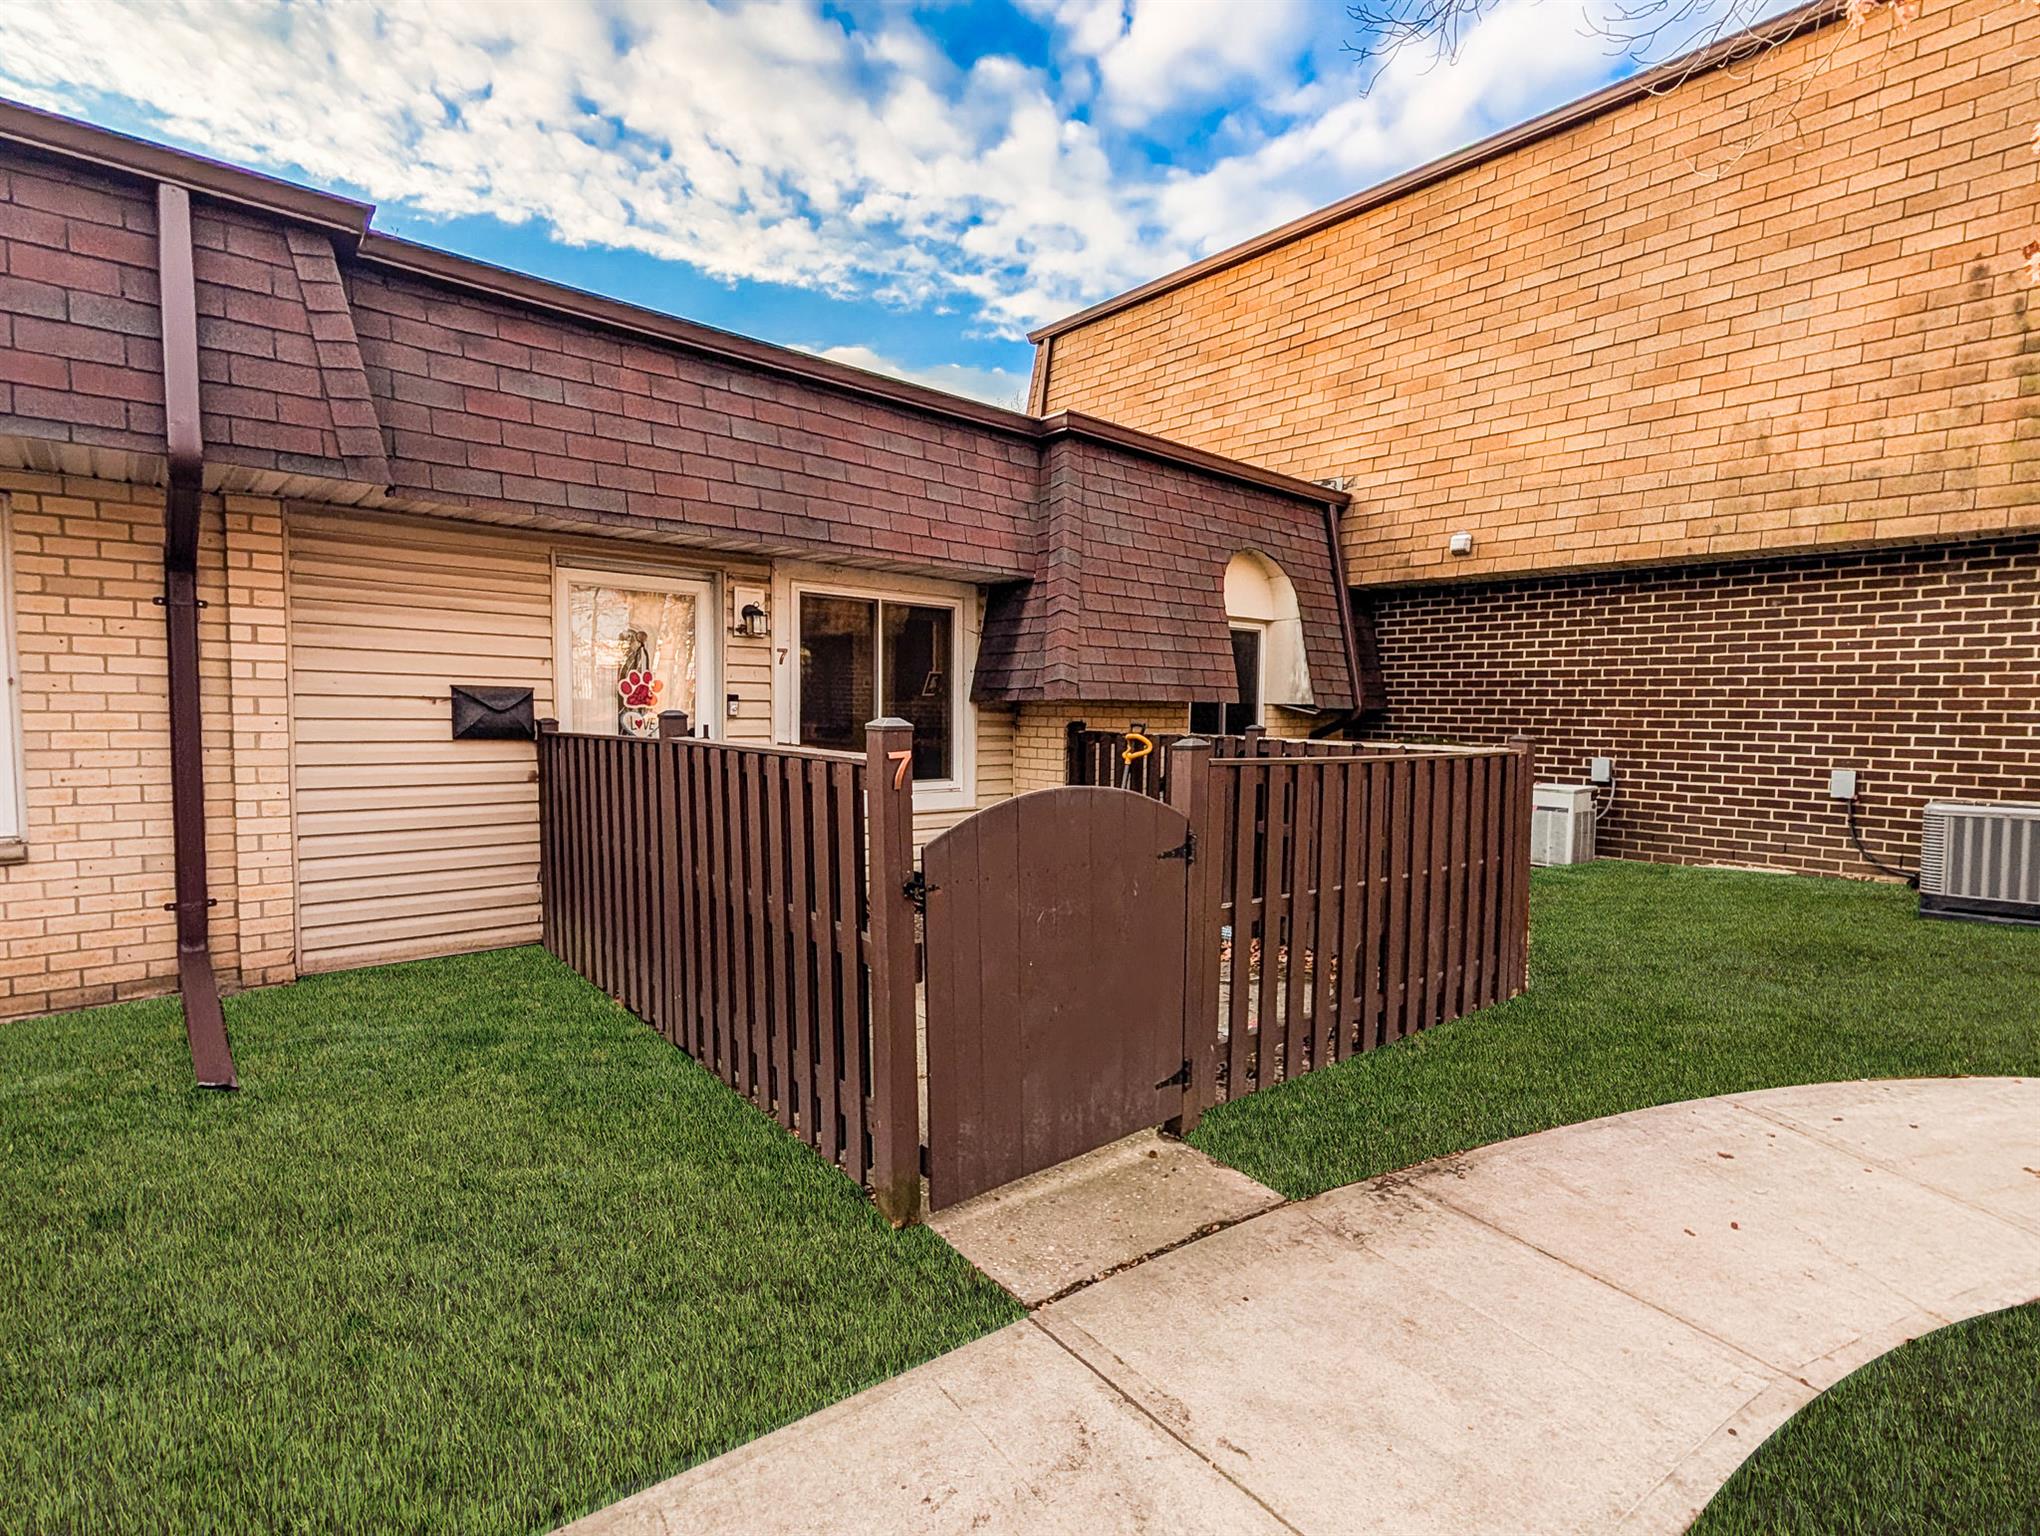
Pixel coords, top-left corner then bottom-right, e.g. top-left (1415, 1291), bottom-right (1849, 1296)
top-left (1360, 536), bottom-right (2040, 878)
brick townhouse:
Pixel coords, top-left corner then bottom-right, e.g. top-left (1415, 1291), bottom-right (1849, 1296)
top-left (0, 102), bottom-right (1360, 1027)
top-left (1030, 0), bottom-right (2039, 878)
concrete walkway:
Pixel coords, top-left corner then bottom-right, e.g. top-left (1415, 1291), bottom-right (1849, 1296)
top-left (564, 1078), bottom-right (2040, 1536)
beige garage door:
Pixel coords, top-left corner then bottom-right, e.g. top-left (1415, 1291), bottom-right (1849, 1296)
top-left (287, 511), bottom-right (555, 971)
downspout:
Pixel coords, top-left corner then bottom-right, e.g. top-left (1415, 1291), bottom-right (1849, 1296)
top-left (1307, 497), bottom-right (1376, 740)
top-left (156, 181), bottom-right (236, 1089)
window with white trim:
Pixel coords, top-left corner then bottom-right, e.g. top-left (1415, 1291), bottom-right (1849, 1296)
top-left (796, 591), bottom-right (956, 781)
top-left (555, 565), bottom-right (717, 738)
top-left (0, 499), bottom-right (22, 844)
top-left (774, 566), bottom-right (978, 809)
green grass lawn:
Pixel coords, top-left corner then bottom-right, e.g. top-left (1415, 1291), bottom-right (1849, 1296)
top-left (1190, 860), bottom-right (2040, 1198)
top-left (0, 948), bottom-right (1020, 1535)
top-left (1691, 1302), bottom-right (2040, 1536)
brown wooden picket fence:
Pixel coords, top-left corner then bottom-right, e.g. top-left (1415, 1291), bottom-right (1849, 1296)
top-left (536, 713), bottom-right (921, 1221)
top-left (1163, 738), bottom-right (1533, 1122)
top-left (538, 711), bottom-right (1531, 1221)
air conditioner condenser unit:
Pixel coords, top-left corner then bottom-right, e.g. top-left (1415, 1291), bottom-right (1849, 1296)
top-left (1919, 801), bottom-right (2040, 926)
top-left (1531, 783), bottom-right (1596, 867)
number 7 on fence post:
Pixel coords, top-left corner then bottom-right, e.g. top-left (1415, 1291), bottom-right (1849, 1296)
top-left (865, 717), bottom-right (921, 1225)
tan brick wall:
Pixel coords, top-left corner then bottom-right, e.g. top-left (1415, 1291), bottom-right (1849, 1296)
top-left (1040, 2), bottom-right (2040, 586)
top-left (222, 496), bottom-right (296, 988)
top-left (0, 473), bottom-right (291, 1019)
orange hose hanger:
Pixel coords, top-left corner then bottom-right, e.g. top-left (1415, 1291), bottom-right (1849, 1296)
top-left (1119, 730), bottom-right (1153, 789)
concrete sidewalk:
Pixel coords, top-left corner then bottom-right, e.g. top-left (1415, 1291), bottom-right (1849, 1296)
top-left (563, 1078), bottom-right (2040, 1536)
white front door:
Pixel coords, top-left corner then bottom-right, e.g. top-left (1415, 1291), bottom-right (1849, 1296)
top-left (557, 568), bottom-right (717, 737)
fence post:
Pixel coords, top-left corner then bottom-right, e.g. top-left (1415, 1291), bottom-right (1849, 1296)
top-left (1242, 724), bottom-right (1267, 758)
top-left (536, 718), bottom-right (558, 955)
top-left (865, 718), bottom-right (922, 1225)
top-left (1167, 737), bottom-right (1219, 1136)
top-left (652, 711), bottom-right (690, 1044)
top-left (1064, 718), bottom-right (1088, 786)
top-left (1506, 734), bottom-right (1535, 998)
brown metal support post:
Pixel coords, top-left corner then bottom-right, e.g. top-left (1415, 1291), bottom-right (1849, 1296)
top-left (1167, 737), bottom-right (1218, 1135)
top-left (156, 181), bottom-right (235, 1090)
top-left (1506, 734), bottom-right (1535, 998)
top-left (864, 718), bottom-right (921, 1224)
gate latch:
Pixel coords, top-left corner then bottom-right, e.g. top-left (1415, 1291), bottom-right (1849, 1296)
top-left (1154, 1058), bottom-right (1192, 1092)
top-left (902, 869), bottom-right (935, 910)
top-left (1158, 832), bottom-right (1195, 864)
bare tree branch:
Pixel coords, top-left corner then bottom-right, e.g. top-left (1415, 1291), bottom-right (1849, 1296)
top-left (1343, 0), bottom-right (1841, 94)
top-left (1343, 0), bottom-right (1507, 91)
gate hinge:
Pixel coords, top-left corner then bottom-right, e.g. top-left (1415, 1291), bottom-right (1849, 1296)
top-left (1159, 832), bottom-right (1195, 864)
top-left (902, 869), bottom-right (936, 910)
top-left (1154, 1058), bottom-right (1192, 1092)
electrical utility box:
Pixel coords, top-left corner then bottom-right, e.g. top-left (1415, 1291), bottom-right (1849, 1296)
top-left (1531, 783), bottom-right (1597, 867)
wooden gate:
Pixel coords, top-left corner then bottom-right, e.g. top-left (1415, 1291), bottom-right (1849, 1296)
top-left (921, 787), bottom-right (1192, 1210)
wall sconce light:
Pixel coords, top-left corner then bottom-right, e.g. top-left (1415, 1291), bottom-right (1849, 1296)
top-left (732, 583), bottom-right (770, 638)
top-left (1448, 531), bottom-right (1474, 556)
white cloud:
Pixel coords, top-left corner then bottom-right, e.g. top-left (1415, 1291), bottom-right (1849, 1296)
top-left (1026, 0), bottom-right (1319, 126)
top-left (0, 0), bottom-right (1752, 346)
top-left (805, 344), bottom-right (1029, 408)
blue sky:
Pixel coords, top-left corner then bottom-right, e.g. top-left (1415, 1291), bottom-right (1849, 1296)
top-left (0, 0), bottom-right (1778, 405)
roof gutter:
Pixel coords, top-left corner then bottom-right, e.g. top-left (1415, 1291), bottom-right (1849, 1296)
top-left (156, 181), bottom-right (236, 1090)
top-left (356, 232), bottom-right (1045, 439)
top-left (0, 98), bottom-right (371, 246)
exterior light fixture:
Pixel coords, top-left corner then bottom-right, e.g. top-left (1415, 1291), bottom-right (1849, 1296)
top-left (731, 582), bottom-right (770, 638)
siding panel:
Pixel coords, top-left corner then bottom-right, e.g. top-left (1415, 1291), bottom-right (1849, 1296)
top-left (288, 510), bottom-right (556, 969)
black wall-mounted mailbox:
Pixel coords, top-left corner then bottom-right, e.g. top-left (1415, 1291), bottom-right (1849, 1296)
top-left (450, 684), bottom-right (536, 741)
